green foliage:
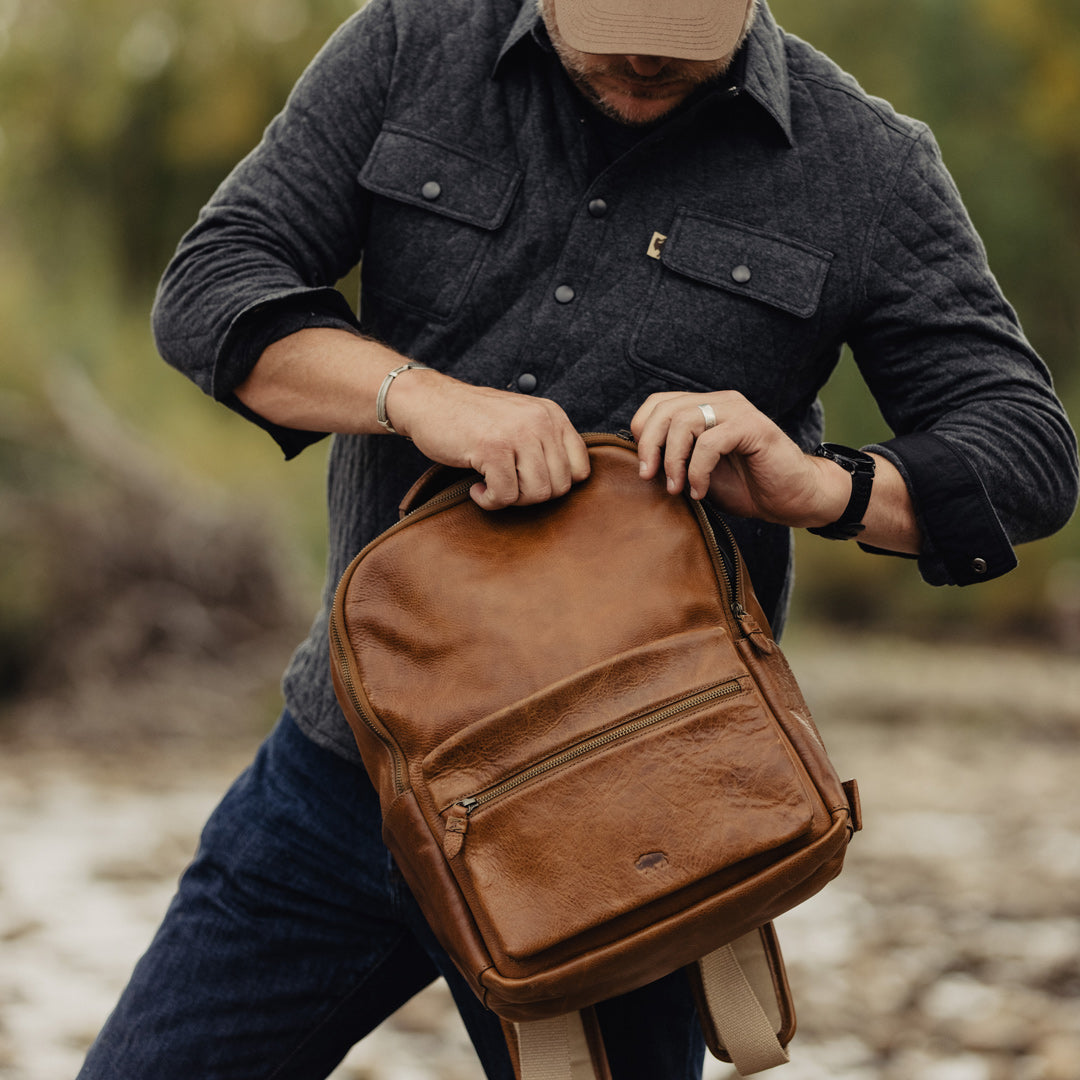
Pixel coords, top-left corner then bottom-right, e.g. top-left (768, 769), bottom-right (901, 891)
top-left (770, 0), bottom-right (1080, 398)
top-left (769, 0), bottom-right (1080, 640)
top-left (0, 0), bottom-right (1077, 654)
top-left (0, 0), bottom-right (352, 569)
top-left (0, 0), bottom-right (362, 289)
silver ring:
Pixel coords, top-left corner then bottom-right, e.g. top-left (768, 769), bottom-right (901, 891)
top-left (697, 403), bottom-right (717, 431)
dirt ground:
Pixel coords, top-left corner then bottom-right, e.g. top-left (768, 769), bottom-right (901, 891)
top-left (1, 632), bottom-right (1079, 1080)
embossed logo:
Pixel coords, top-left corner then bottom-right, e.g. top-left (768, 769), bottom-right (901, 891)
top-left (635, 851), bottom-right (669, 872)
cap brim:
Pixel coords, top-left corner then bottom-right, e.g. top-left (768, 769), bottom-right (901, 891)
top-left (553, 0), bottom-right (751, 61)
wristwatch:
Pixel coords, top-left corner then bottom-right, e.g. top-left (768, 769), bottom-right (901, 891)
top-left (806, 443), bottom-right (876, 540)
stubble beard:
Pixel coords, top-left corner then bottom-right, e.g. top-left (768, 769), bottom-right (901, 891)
top-left (539, 0), bottom-right (757, 127)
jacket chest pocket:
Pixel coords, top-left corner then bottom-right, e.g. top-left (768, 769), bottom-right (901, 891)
top-left (358, 126), bottom-right (522, 321)
top-left (628, 211), bottom-right (834, 405)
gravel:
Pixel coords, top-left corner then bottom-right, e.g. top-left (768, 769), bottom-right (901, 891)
top-left (1, 633), bottom-right (1078, 1080)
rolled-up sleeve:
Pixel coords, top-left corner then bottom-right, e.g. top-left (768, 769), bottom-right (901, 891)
top-left (150, 0), bottom-right (396, 453)
top-left (849, 127), bottom-right (1078, 585)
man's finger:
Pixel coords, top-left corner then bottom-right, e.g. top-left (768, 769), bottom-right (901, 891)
top-left (513, 438), bottom-right (557, 505)
top-left (687, 435), bottom-right (726, 501)
top-left (633, 407), bottom-right (673, 481)
top-left (470, 450), bottom-right (520, 510)
top-left (564, 430), bottom-right (592, 485)
top-left (661, 420), bottom-right (698, 494)
top-left (629, 391), bottom-right (682, 439)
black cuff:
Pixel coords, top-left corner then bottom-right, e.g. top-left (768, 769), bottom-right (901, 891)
top-left (212, 288), bottom-right (361, 458)
top-left (863, 431), bottom-right (1016, 585)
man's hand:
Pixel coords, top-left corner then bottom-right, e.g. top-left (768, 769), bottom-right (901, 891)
top-left (630, 390), bottom-right (922, 553)
top-left (235, 328), bottom-right (590, 512)
top-left (388, 371), bottom-right (591, 510)
top-left (631, 390), bottom-right (847, 526)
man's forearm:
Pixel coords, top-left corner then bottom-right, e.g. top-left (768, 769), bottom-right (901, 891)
top-left (234, 328), bottom-right (416, 435)
top-left (233, 327), bottom-right (592, 510)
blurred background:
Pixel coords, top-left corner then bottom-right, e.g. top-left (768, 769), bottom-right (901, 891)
top-left (0, 1), bottom-right (1078, 1078)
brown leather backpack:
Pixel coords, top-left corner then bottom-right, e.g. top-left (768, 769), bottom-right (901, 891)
top-left (330, 433), bottom-right (861, 1078)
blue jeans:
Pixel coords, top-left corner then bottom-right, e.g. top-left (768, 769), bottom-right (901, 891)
top-left (77, 712), bottom-right (705, 1079)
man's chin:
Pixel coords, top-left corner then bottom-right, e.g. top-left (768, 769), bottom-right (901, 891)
top-left (587, 86), bottom-right (686, 126)
top-left (609, 102), bottom-right (680, 126)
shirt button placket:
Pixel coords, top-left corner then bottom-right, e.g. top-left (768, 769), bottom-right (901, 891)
top-left (551, 194), bottom-right (608, 308)
top-left (529, 189), bottom-right (607, 381)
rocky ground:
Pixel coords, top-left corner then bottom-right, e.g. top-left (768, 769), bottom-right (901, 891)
top-left (1, 632), bottom-right (1079, 1080)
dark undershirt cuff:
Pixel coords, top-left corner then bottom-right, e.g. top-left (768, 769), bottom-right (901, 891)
top-left (861, 431), bottom-right (1017, 586)
top-left (212, 288), bottom-right (362, 459)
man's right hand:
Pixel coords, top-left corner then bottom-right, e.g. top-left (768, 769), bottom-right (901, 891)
top-left (234, 328), bottom-right (590, 511)
top-left (387, 369), bottom-right (591, 510)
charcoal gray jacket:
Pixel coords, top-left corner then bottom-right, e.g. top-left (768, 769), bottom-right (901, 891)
top-left (153, 0), bottom-right (1077, 762)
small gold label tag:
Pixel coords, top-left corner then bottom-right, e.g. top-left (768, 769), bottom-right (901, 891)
top-left (646, 231), bottom-right (667, 260)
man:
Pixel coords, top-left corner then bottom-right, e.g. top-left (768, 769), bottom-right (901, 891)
top-left (79, 0), bottom-right (1077, 1076)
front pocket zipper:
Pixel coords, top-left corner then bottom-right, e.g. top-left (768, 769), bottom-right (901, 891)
top-left (440, 678), bottom-right (744, 857)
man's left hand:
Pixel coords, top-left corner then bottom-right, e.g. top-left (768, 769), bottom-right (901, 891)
top-left (630, 390), bottom-right (849, 528)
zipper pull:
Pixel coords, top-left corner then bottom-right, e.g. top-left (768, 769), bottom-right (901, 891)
top-left (732, 601), bottom-right (775, 654)
top-left (443, 800), bottom-right (475, 859)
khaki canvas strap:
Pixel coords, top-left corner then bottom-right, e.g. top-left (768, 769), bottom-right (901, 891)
top-left (697, 940), bottom-right (790, 1075)
top-left (512, 929), bottom-right (789, 1080)
top-left (514, 1009), bottom-right (605, 1080)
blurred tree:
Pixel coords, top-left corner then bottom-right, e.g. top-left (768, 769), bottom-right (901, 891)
top-left (0, 0), bottom-right (357, 710)
top-left (768, 0), bottom-right (1080, 642)
top-left (0, 0), bottom-right (362, 294)
top-left (770, 0), bottom-right (1080, 397)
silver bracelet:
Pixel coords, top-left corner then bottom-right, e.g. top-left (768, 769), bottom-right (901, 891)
top-left (375, 362), bottom-right (431, 435)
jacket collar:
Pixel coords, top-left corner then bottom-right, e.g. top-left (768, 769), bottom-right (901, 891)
top-left (493, 0), bottom-right (794, 147)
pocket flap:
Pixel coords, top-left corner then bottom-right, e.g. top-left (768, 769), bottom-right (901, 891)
top-left (439, 665), bottom-right (817, 962)
top-left (359, 125), bottom-right (521, 230)
top-left (422, 627), bottom-right (746, 811)
top-left (661, 212), bottom-right (833, 318)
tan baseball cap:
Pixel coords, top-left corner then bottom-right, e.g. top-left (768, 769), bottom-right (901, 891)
top-left (551, 0), bottom-right (753, 61)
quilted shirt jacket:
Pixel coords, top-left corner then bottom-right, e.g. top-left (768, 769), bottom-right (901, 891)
top-left (152, 0), bottom-right (1077, 762)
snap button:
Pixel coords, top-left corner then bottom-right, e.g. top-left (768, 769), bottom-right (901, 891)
top-left (588, 198), bottom-right (608, 218)
top-left (516, 373), bottom-right (538, 394)
top-left (420, 181), bottom-right (442, 201)
top-left (731, 264), bottom-right (752, 284)
top-left (972, 557), bottom-right (988, 575)
top-left (554, 284), bottom-right (575, 304)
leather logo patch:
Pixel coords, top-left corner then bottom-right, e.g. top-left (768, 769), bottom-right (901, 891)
top-left (635, 851), bottom-right (669, 872)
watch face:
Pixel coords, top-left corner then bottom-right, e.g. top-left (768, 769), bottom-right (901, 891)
top-left (818, 443), bottom-right (876, 473)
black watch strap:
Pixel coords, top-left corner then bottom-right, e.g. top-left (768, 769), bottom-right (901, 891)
top-left (806, 443), bottom-right (876, 540)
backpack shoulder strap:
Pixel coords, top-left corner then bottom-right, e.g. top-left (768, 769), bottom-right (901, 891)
top-left (692, 925), bottom-right (792, 1074)
top-left (509, 926), bottom-right (792, 1079)
top-left (508, 1007), bottom-right (611, 1080)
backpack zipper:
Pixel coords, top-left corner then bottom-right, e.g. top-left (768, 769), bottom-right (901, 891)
top-left (330, 434), bottom-right (755, 803)
top-left (442, 678), bottom-right (744, 855)
top-left (329, 618), bottom-right (408, 795)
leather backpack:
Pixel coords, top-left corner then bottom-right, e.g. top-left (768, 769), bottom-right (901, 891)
top-left (330, 433), bottom-right (861, 1077)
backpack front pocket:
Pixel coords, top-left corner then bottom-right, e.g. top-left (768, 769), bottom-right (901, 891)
top-left (421, 628), bottom-right (816, 963)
